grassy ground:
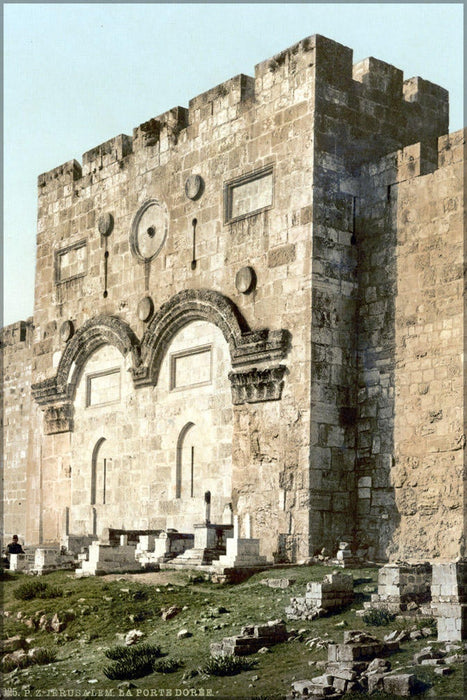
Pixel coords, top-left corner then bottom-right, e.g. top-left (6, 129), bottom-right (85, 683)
top-left (1, 565), bottom-right (465, 698)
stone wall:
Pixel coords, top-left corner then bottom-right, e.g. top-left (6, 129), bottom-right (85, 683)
top-left (1, 320), bottom-right (34, 543)
top-left (356, 130), bottom-right (465, 560)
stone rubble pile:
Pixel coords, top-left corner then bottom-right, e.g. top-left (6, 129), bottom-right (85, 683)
top-left (286, 572), bottom-right (354, 620)
top-left (333, 542), bottom-right (361, 569)
top-left (289, 630), bottom-right (417, 698)
top-left (210, 619), bottom-right (288, 657)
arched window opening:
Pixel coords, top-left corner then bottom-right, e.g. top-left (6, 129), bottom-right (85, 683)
top-left (91, 438), bottom-right (107, 505)
top-left (176, 422), bottom-right (195, 499)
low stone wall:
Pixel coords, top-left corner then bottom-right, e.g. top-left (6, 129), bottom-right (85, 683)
top-left (286, 572), bottom-right (354, 620)
top-left (368, 563), bottom-right (432, 612)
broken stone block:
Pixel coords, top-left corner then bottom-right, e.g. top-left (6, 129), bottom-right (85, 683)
top-left (434, 666), bottom-right (453, 676)
top-left (211, 619), bottom-right (287, 657)
top-left (366, 657), bottom-right (391, 674)
top-left (382, 673), bottom-right (417, 696)
top-left (260, 577), bottom-right (295, 588)
top-left (420, 657), bottom-right (445, 666)
top-left (177, 629), bottom-right (191, 639)
top-left (286, 572), bottom-right (354, 620)
top-left (367, 672), bottom-right (387, 693)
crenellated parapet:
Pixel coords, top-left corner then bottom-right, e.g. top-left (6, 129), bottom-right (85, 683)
top-left (36, 34), bottom-right (450, 197)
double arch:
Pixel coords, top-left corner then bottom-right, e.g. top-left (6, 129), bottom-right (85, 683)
top-left (31, 289), bottom-right (289, 429)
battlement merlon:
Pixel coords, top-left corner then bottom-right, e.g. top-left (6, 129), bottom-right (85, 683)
top-left (36, 34), bottom-right (450, 192)
top-left (0, 318), bottom-right (34, 347)
top-left (37, 159), bottom-right (82, 190)
top-left (82, 133), bottom-right (133, 176)
top-left (356, 127), bottom-right (466, 195)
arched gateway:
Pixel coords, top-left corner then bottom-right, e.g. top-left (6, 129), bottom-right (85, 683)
top-left (31, 289), bottom-right (289, 541)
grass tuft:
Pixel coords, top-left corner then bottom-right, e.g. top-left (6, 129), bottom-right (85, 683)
top-left (362, 608), bottom-right (396, 626)
top-left (103, 643), bottom-right (164, 680)
top-left (14, 579), bottom-right (62, 601)
top-left (154, 658), bottom-right (183, 673)
top-left (200, 655), bottom-right (257, 677)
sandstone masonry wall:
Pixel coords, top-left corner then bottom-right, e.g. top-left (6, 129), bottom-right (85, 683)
top-left (356, 129), bottom-right (465, 560)
top-left (1, 320), bottom-right (34, 542)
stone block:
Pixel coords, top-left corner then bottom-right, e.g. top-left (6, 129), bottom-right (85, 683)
top-left (383, 674), bottom-right (417, 696)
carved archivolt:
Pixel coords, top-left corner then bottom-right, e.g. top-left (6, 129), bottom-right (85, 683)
top-left (32, 316), bottom-right (141, 434)
top-left (32, 291), bottom-right (290, 433)
top-left (133, 289), bottom-right (290, 387)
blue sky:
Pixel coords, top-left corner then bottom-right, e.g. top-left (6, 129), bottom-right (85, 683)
top-left (3, 3), bottom-right (464, 326)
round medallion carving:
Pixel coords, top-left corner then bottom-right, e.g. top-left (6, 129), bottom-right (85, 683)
top-left (235, 266), bottom-right (257, 294)
top-left (98, 212), bottom-right (114, 237)
top-left (137, 296), bottom-right (154, 322)
top-left (60, 320), bottom-right (74, 343)
top-left (184, 174), bottom-right (204, 201)
top-left (130, 199), bottom-right (168, 262)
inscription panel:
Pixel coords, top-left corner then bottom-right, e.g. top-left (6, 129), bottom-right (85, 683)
top-left (86, 368), bottom-right (121, 407)
top-left (55, 240), bottom-right (87, 283)
top-left (170, 345), bottom-right (212, 390)
top-left (225, 166), bottom-right (273, 223)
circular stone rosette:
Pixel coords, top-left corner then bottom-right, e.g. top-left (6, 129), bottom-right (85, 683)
top-left (130, 199), bottom-right (168, 262)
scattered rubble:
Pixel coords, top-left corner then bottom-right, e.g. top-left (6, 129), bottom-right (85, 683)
top-left (124, 629), bottom-right (144, 646)
top-left (288, 630), bottom-right (430, 697)
top-left (260, 578), bottom-right (295, 589)
top-left (210, 619), bottom-right (288, 657)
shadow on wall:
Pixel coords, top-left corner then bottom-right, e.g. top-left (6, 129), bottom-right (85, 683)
top-left (355, 174), bottom-right (400, 561)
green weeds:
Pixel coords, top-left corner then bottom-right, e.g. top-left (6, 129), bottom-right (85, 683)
top-left (14, 579), bottom-right (63, 601)
top-left (362, 607), bottom-right (396, 626)
top-left (199, 655), bottom-right (257, 677)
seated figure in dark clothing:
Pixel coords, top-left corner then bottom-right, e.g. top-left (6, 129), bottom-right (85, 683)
top-left (2, 535), bottom-right (24, 568)
top-left (7, 535), bottom-right (24, 555)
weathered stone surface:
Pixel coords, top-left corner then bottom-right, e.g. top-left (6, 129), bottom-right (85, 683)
top-left (383, 673), bottom-right (417, 696)
top-left (260, 577), bottom-right (295, 588)
top-left (124, 629), bottom-right (143, 646)
top-left (161, 605), bottom-right (181, 621)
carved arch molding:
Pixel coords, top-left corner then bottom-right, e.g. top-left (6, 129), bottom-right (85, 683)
top-left (31, 289), bottom-right (290, 435)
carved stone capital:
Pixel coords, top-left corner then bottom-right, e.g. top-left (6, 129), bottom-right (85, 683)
top-left (131, 364), bottom-right (151, 388)
top-left (228, 365), bottom-right (287, 405)
top-left (44, 403), bottom-right (74, 435)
